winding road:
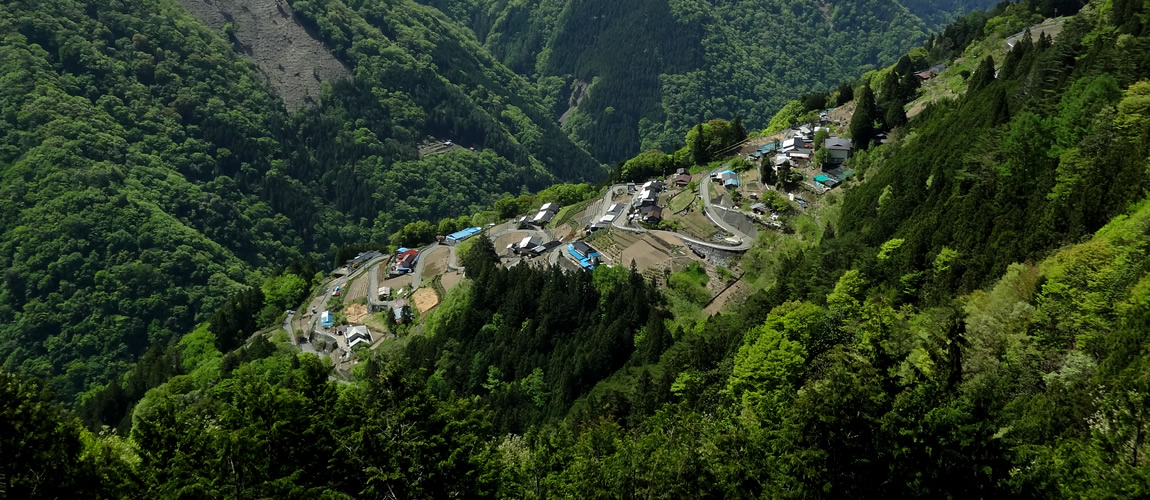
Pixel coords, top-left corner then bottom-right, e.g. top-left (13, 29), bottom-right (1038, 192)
top-left (596, 169), bottom-right (753, 252)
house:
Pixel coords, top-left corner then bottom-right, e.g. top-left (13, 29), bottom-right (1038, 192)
top-left (719, 170), bottom-right (739, 189)
top-left (814, 173), bottom-right (842, 188)
top-left (782, 138), bottom-right (811, 154)
top-left (445, 227), bottom-right (482, 244)
top-left (640, 205), bottom-right (664, 223)
top-left (915, 64), bottom-right (947, 81)
top-left (642, 180), bottom-right (666, 192)
top-left (346, 325), bottom-right (373, 350)
top-left (540, 202), bottom-right (560, 213)
top-left (607, 203), bottom-right (624, 216)
top-left (673, 173), bottom-right (692, 187)
top-left (321, 311), bottom-right (334, 328)
top-left (635, 189), bottom-right (658, 207)
top-left (751, 203), bottom-right (769, 215)
top-left (531, 210), bottom-right (554, 225)
top-left (756, 143), bottom-right (779, 155)
top-left (394, 248), bottom-right (419, 273)
top-left (349, 251), bottom-right (382, 269)
top-left (823, 137), bottom-right (853, 164)
top-left (517, 236), bottom-right (543, 255)
top-left (392, 298), bottom-right (410, 323)
top-left (586, 222), bottom-right (609, 234)
top-left (378, 287), bottom-right (391, 300)
top-left (568, 241), bottom-right (602, 270)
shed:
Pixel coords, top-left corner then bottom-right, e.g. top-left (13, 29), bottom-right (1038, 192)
top-left (751, 203), bottom-right (769, 215)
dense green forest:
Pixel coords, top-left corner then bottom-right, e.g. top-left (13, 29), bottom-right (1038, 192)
top-left (418, 0), bottom-right (1003, 163)
top-left (0, 0), bottom-right (604, 402)
top-left (10, 0), bottom-right (1150, 497)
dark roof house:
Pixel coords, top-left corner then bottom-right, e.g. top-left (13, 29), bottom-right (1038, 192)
top-left (640, 205), bottom-right (663, 223)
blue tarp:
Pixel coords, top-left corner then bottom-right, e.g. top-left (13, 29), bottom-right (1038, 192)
top-left (446, 227), bottom-right (482, 242)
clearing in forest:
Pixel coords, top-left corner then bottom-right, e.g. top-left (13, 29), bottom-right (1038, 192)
top-left (177, 0), bottom-right (350, 110)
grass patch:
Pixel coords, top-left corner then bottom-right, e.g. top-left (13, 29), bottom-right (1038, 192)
top-left (422, 280), bottom-right (471, 338)
top-left (667, 262), bottom-right (710, 305)
top-left (668, 190), bottom-right (695, 213)
top-left (554, 196), bottom-right (598, 228)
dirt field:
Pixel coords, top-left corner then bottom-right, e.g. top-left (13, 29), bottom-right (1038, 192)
top-left (620, 239), bottom-right (667, 272)
top-left (422, 246), bottom-right (450, 277)
top-left (412, 288), bottom-right (440, 314)
top-left (344, 273), bottom-right (369, 303)
top-left (177, 0), bottom-right (350, 110)
top-left (345, 303), bottom-right (368, 324)
top-left (379, 274), bottom-right (413, 295)
top-left (442, 271), bottom-right (464, 291)
top-left (828, 101), bottom-right (855, 129)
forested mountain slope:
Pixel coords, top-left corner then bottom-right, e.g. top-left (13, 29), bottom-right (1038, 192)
top-left (9, 0), bottom-right (1150, 498)
top-left (421, 0), bottom-right (1003, 164)
top-left (0, 0), bottom-right (602, 401)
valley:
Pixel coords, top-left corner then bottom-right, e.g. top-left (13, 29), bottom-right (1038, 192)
top-left (5, 0), bottom-right (1150, 497)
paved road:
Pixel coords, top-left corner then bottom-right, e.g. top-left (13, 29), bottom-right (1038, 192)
top-left (410, 243), bottom-right (454, 289)
top-left (596, 179), bottom-right (753, 252)
top-left (697, 164), bottom-right (756, 245)
top-left (293, 255), bottom-right (387, 345)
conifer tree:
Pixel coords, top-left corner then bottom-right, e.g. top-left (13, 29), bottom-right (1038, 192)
top-left (851, 86), bottom-right (879, 149)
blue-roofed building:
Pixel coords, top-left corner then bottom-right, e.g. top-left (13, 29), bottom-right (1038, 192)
top-left (568, 241), bottom-right (602, 270)
top-left (756, 143), bottom-right (779, 154)
top-left (719, 170), bottom-right (739, 189)
top-left (321, 311), bottom-right (334, 328)
top-left (446, 227), bottom-right (482, 244)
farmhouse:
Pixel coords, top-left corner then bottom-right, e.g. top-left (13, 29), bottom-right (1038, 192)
top-left (640, 205), bottom-right (664, 223)
top-left (346, 325), bottom-right (373, 350)
top-left (531, 210), bottom-right (555, 225)
top-left (823, 137), bottom-right (853, 165)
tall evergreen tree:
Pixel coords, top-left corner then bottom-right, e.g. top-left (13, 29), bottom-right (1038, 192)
top-left (968, 55), bottom-right (997, 93)
top-left (851, 86), bottom-right (879, 149)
